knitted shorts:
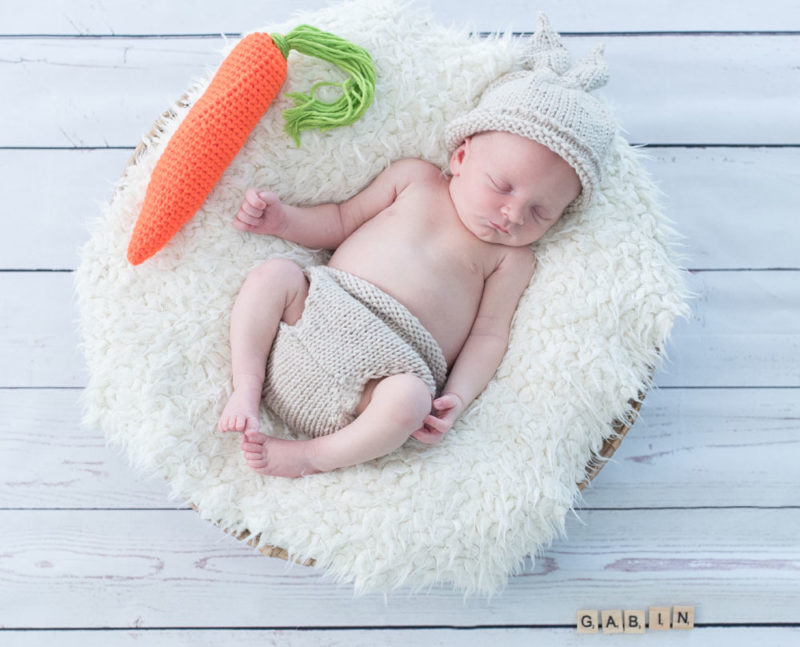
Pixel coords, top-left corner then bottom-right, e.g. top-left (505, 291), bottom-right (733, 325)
top-left (264, 265), bottom-right (448, 438)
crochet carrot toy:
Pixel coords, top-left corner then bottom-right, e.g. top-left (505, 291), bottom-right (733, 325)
top-left (127, 26), bottom-right (375, 265)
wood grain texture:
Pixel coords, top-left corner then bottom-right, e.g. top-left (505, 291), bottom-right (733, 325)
top-left (0, 508), bottom-right (797, 627)
top-left (2, 0), bottom-right (798, 34)
top-left (0, 273), bottom-right (86, 388)
top-left (1, 35), bottom-right (797, 148)
top-left (1, 627), bottom-right (799, 646)
top-left (3, 627), bottom-right (800, 646)
top-left (584, 387), bottom-right (800, 507)
top-left (0, 149), bottom-right (130, 270)
top-left (0, 389), bottom-right (173, 508)
top-left (664, 271), bottom-right (800, 387)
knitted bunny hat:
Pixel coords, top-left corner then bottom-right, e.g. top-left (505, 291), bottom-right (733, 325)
top-left (445, 14), bottom-right (616, 210)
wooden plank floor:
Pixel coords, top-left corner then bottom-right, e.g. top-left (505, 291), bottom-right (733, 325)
top-left (1, 1), bottom-right (798, 644)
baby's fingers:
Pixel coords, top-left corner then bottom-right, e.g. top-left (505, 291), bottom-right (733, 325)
top-left (237, 189), bottom-right (269, 221)
top-left (244, 187), bottom-right (267, 210)
top-left (235, 212), bottom-right (262, 229)
top-left (410, 413), bottom-right (453, 444)
top-left (238, 203), bottom-right (265, 223)
top-left (422, 413), bottom-right (449, 434)
top-left (433, 393), bottom-right (462, 411)
top-left (410, 426), bottom-right (445, 444)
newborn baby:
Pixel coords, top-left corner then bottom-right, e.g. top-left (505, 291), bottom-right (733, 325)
top-left (218, 15), bottom-right (615, 477)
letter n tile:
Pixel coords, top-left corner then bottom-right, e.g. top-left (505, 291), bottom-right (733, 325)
top-left (673, 605), bottom-right (695, 630)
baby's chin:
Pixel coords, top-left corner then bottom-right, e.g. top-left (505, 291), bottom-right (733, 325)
top-left (467, 222), bottom-right (505, 243)
top-left (476, 228), bottom-right (537, 247)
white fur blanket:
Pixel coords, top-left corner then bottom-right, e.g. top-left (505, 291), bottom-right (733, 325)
top-left (75, 0), bottom-right (688, 594)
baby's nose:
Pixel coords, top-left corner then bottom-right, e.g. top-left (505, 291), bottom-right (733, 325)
top-left (502, 204), bottom-right (524, 225)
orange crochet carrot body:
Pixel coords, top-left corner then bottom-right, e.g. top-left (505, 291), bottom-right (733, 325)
top-left (127, 27), bottom-right (375, 265)
top-left (127, 33), bottom-right (283, 266)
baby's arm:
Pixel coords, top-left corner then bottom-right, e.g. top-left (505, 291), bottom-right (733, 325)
top-left (413, 248), bottom-right (535, 443)
top-left (233, 159), bottom-right (427, 249)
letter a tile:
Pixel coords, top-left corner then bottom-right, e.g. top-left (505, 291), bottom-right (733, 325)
top-left (601, 610), bottom-right (623, 634)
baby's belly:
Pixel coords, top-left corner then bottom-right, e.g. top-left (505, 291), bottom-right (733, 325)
top-left (328, 252), bottom-right (480, 365)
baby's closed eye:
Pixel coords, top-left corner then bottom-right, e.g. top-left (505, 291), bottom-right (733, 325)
top-left (489, 176), bottom-right (512, 192)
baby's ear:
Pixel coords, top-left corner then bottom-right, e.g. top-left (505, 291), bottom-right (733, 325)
top-left (449, 137), bottom-right (471, 176)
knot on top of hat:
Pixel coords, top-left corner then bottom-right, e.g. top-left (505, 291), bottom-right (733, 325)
top-left (522, 13), bottom-right (609, 92)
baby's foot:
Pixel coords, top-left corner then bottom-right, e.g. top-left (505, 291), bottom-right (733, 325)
top-left (240, 430), bottom-right (321, 478)
top-left (218, 385), bottom-right (261, 435)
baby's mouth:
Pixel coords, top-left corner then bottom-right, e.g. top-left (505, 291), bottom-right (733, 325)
top-left (489, 221), bottom-right (509, 234)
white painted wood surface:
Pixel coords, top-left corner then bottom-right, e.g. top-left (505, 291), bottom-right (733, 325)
top-left (1, 1), bottom-right (798, 645)
top-left (3, 35), bottom-right (798, 147)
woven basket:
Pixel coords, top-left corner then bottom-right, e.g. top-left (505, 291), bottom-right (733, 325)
top-left (124, 105), bottom-right (645, 567)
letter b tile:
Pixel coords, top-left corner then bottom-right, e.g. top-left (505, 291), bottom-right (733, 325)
top-left (624, 610), bottom-right (646, 633)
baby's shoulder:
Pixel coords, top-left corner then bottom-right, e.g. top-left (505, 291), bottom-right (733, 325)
top-left (387, 157), bottom-right (444, 186)
top-left (492, 245), bottom-right (536, 280)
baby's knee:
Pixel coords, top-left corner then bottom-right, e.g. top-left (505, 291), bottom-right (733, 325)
top-left (248, 258), bottom-right (308, 309)
top-left (250, 257), bottom-right (303, 285)
top-left (374, 373), bottom-right (432, 429)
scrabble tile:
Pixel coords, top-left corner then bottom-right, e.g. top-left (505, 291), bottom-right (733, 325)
top-left (601, 609), bottom-right (624, 634)
top-left (649, 606), bottom-right (671, 630)
top-left (624, 609), bottom-right (646, 633)
top-left (576, 609), bottom-right (598, 634)
top-left (673, 605), bottom-right (695, 629)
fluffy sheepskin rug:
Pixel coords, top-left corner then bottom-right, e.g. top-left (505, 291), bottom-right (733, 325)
top-left (76, 0), bottom-right (688, 594)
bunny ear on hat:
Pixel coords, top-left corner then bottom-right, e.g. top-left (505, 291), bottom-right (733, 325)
top-left (564, 44), bottom-right (609, 92)
top-left (522, 13), bottom-right (571, 74)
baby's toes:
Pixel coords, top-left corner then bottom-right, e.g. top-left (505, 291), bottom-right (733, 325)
top-left (219, 415), bottom-right (238, 433)
top-left (245, 456), bottom-right (268, 470)
top-left (243, 429), bottom-right (268, 443)
top-left (237, 415), bottom-right (259, 433)
top-left (241, 440), bottom-right (262, 454)
top-left (241, 432), bottom-right (267, 451)
top-left (242, 442), bottom-right (268, 469)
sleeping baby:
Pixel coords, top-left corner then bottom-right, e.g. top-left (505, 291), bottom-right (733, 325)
top-left (218, 15), bottom-right (616, 477)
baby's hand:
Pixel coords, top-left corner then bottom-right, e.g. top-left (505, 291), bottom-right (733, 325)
top-left (410, 392), bottom-right (465, 444)
top-left (233, 188), bottom-right (286, 236)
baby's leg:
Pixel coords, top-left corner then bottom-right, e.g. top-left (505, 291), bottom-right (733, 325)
top-left (218, 258), bottom-right (308, 434)
top-left (240, 373), bottom-right (432, 477)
